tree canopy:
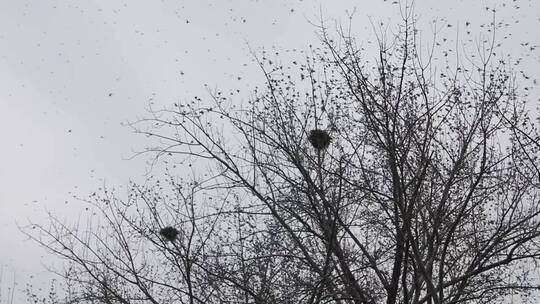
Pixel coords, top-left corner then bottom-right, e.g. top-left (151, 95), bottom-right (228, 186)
top-left (26, 10), bottom-right (540, 304)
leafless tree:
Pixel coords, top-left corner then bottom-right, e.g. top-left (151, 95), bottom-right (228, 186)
top-left (25, 10), bottom-right (540, 304)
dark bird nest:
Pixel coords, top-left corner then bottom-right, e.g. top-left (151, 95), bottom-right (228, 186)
top-left (159, 226), bottom-right (179, 242)
top-left (308, 129), bottom-right (331, 150)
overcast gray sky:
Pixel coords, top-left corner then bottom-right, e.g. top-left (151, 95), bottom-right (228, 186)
top-left (1, 0), bottom-right (539, 299)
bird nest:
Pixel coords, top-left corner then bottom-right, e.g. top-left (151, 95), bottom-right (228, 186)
top-left (308, 129), bottom-right (331, 150)
top-left (159, 226), bottom-right (179, 242)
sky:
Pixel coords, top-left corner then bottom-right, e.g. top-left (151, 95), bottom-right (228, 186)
top-left (0, 0), bottom-right (539, 301)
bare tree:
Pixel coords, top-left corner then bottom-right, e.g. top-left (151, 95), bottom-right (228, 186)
top-left (25, 10), bottom-right (540, 304)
